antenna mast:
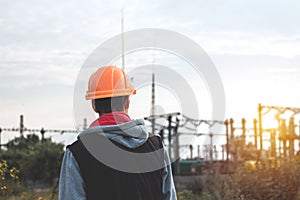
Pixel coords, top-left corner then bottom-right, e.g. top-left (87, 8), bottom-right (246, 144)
top-left (151, 50), bottom-right (156, 134)
top-left (121, 9), bottom-right (125, 69)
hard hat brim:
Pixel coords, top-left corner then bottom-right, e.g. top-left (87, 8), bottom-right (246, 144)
top-left (86, 88), bottom-right (136, 100)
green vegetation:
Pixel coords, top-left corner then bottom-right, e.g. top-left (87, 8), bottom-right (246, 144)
top-left (7, 190), bottom-right (58, 200)
top-left (0, 160), bottom-right (19, 197)
top-left (177, 159), bottom-right (300, 200)
top-left (2, 134), bottom-right (300, 199)
top-left (0, 134), bottom-right (64, 199)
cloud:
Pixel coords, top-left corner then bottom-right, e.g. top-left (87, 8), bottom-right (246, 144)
top-left (0, 0), bottom-right (299, 141)
top-left (0, 47), bottom-right (84, 89)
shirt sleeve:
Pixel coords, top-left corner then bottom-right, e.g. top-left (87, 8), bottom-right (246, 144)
top-left (59, 148), bottom-right (86, 200)
top-left (162, 146), bottom-right (177, 200)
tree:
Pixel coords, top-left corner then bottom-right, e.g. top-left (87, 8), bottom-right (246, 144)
top-left (0, 134), bottom-right (64, 185)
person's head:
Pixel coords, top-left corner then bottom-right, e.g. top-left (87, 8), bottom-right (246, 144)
top-left (86, 66), bottom-right (136, 116)
top-left (91, 96), bottom-right (130, 116)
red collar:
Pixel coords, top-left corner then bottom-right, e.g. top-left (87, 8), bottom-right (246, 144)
top-left (89, 112), bottom-right (132, 127)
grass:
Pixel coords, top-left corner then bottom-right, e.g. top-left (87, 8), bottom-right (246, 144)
top-left (6, 189), bottom-right (57, 200)
top-left (3, 158), bottom-right (300, 200)
top-left (177, 159), bottom-right (300, 200)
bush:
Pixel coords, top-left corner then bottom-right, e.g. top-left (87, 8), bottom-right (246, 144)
top-left (231, 159), bottom-right (300, 200)
top-left (0, 160), bottom-right (19, 197)
top-left (0, 134), bottom-right (64, 185)
top-left (182, 159), bottom-right (300, 200)
top-left (177, 190), bottom-right (198, 200)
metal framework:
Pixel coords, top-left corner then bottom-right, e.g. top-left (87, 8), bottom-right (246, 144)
top-left (258, 103), bottom-right (300, 158)
top-left (0, 115), bottom-right (81, 147)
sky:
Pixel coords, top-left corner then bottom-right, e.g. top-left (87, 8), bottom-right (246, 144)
top-left (0, 0), bottom-right (300, 149)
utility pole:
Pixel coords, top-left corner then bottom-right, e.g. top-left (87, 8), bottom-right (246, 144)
top-left (241, 118), bottom-right (246, 146)
top-left (189, 144), bottom-right (193, 159)
top-left (281, 119), bottom-right (287, 157)
top-left (221, 144), bottom-right (225, 160)
top-left (174, 117), bottom-right (180, 174)
top-left (289, 117), bottom-right (295, 158)
top-left (168, 115), bottom-right (172, 160)
top-left (270, 129), bottom-right (276, 157)
top-left (229, 118), bottom-right (235, 161)
top-left (224, 119), bottom-right (229, 161)
top-left (83, 118), bottom-right (87, 130)
top-left (214, 145), bottom-right (218, 160)
top-left (253, 118), bottom-right (258, 150)
top-left (258, 104), bottom-right (263, 152)
top-left (41, 128), bottom-right (45, 142)
top-left (209, 132), bottom-right (213, 161)
top-left (276, 114), bottom-right (282, 157)
top-left (20, 115), bottom-right (24, 138)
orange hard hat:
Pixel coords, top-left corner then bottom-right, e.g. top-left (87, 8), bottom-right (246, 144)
top-left (86, 66), bottom-right (136, 100)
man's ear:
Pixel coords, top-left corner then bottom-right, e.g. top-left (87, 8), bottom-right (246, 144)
top-left (124, 96), bottom-right (130, 113)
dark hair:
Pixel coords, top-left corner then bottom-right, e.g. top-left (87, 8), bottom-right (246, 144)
top-left (93, 96), bottom-right (127, 115)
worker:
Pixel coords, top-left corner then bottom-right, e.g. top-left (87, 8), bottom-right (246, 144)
top-left (59, 66), bottom-right (177, 200)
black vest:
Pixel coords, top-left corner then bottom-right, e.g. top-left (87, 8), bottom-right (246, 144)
top-left (68, 135), bottom-right (164, 200)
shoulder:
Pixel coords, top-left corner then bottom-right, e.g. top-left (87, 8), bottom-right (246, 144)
top-left (148, 134), bottom-right (164, 146)
top-left (66, 139), bottom-right (81, 149)
top-left (66, 139), bottom-right (87, 161)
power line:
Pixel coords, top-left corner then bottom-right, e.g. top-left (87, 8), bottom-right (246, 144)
top-left (0, 115), bottom-right (85, 147)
